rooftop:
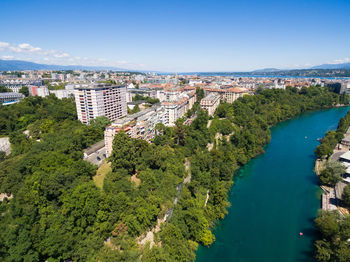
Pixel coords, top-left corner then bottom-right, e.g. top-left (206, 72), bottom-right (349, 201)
top-left (74, 84), bottom-right (125, 90)
top-left (83, 140), bottom-right (105, 155)
top-left (109, 104), bottom-right (162, 127)
top-left (340, 151), bottom-right (350, 161)
top-left (0, 92), bottom-right (24, 98)
top-left (201, 92), bottom-right (220, 102)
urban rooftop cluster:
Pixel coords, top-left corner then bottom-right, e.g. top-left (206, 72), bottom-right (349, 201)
top-left (1, 69), bottom-right (350, 164)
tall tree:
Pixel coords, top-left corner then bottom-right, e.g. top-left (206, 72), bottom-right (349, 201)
top-left (19, 86), bottom-right (29, 97)
top-left (90, 116), bottom-right (111, 131)
top-left (109, 131), bottom-right (148, 174)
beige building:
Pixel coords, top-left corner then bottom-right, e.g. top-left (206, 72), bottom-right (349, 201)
top-left (204, 87), bottom-right (249, 103)
top-left (104, 104), bottom-right (167, 157)
top-left (162, 90), bottom-right (196, 126)
top-left (222, 87), bottom-right (249, 103)
top-left (200, 92), bottom-right (220, 116)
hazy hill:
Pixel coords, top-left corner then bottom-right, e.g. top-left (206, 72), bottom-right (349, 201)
top-left (252, 68), bottom-right (281, 73)
top-left (310, 62), bottom-right (350, 70)
top-left (0, 59), bottom-right (127, 71)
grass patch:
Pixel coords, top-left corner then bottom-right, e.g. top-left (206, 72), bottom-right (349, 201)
top-left (93, 161), bottom-right (112, 189)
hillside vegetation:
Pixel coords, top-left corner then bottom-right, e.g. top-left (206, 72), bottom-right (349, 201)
top-left (0, 86), bottom-right (347, 261)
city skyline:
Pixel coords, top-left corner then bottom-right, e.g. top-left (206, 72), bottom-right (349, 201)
top-left (0, 0), bottom-right (349, 72)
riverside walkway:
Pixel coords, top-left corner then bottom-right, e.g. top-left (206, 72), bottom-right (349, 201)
top-left (321, 187), bottom-right (338, 211)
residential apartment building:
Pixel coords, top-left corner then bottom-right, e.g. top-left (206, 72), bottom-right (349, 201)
top-left (0, 92), bottom-right (24, 105)
top-left (0, 79), bottom-right (44, 92)
top-left (204, 87), bottom-right (249, 103)
top-left (222, 87), bottom-right (249, 103)
top-left (104, 104), bottom-right (166, 157)
top-left (162, 90), bottom-right (196, 126)
top-left (200, 92), bottom-right (220, 116)
top-left (126, 86), bottom-right (167, 103)
top-left (29, 86), bottom-right (50, 97)
top-left (49, 89), bottom-right (74, 99)
top-left (74, 84), bottom-right (127, 125)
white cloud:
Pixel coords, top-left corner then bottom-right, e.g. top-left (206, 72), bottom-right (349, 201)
top-left (53, 53), bottom-right (70, 58)
top-left (0, 42), bottom-right (10, 50)
top-left (17, 43), bottom-right (42, 53)
top-left (6, 43), bottom-right (43, 53)
top-left (1, 55), bottom-right (14, 60)
top-left (330, 57), bottom-right (350, 64)
top-left (0, 41), bottom-right (68, 58)
top-left (0, 40), bottom-right (146, 70)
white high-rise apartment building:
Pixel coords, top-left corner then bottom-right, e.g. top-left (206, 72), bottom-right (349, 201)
top-left (74, 84), bottom-right (127, 125)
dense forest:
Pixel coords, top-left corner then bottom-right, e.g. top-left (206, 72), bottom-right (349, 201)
top-left (0, 86), bottom-right (347, 261)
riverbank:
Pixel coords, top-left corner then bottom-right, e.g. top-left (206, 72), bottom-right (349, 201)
top-left (313, 108), bottom-right (350, 216)
top-left (1, 87), bottom-right (347, 261)
top-left (312, 109), bottom-right (350, 262)
top-left (314, 134), bottom-right (350, 216)
top-left (197, 106), bottom-right (350, 262)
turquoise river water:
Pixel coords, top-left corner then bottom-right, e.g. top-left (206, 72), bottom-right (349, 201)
top-left (196, 107), bottom-right (350, 262)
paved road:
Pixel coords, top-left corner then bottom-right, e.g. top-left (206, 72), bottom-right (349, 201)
top-left (330, 151), bottom-right (346, 162)
top-left (85, 146), bottom-right (107, 166)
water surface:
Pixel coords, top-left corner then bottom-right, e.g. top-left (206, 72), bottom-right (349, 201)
top-left (196, 107), bottom-right (350, 262)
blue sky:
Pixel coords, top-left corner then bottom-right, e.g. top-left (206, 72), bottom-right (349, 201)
top-left (0, 0), bottom-right (349, 72)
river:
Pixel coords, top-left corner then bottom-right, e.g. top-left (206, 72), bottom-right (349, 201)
top-left (196, 107), bottom-right (350, 262)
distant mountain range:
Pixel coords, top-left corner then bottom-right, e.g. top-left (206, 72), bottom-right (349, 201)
top-left (1, 59), bottom-right (350, 74)
top-left (310, 62), bottom-right (350, 70)
top-left (251, 68), bottom-right (281, 73)
top-left (252, 62), bottom-right (350, 72)
top-left (0, 59), bottom-right (127, 71)
top-left (251, 63), bottom-right (350, 73)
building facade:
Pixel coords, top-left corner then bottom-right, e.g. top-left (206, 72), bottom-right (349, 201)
top-left (0, 79), bottom-right (44, 93)
top-left (200, 92), bottom-right (220, 116)
top-left (0, 92), bottom-right (24, 105)
top-left (203, 86), bottom-right (249, 104)
top-left (222, 87), bottom-right (249, 103)
top-left (104, 104), bottom-right (167, 157)
top-left (49, 89), bottom-right (74, 99)
top-left (74, 84), bottom-right (127, 125)
top-left (162, 90), bottom-right (196, 126)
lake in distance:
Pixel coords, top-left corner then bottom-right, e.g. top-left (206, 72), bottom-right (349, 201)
top-left (196, 106), bottom-right (350, 262)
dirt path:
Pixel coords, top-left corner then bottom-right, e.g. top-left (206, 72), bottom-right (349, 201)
top-left (207, 132), bottom-right (222, 151)
top-left (184, 158), bottom-right (191, 184)
top-left (138, 215), bottom-right (167, 248)
top-left (138, 158), bottom-right (192, 248)
top-left (207, 119), bottom-right (212, 128)
top-left (204, 190), bottom-right (209, 207)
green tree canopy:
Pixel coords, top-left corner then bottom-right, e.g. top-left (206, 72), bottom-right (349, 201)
top-left (110, 131), bottom-right (148, 174)
top-left (19, 86), bottom-right (29, 97)
top-left (342, 184), bottom-right (350, 207)
top-left (90, 116), bottom-right (111, 131)
top-left (319, 161), bottom-right (345, 186)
